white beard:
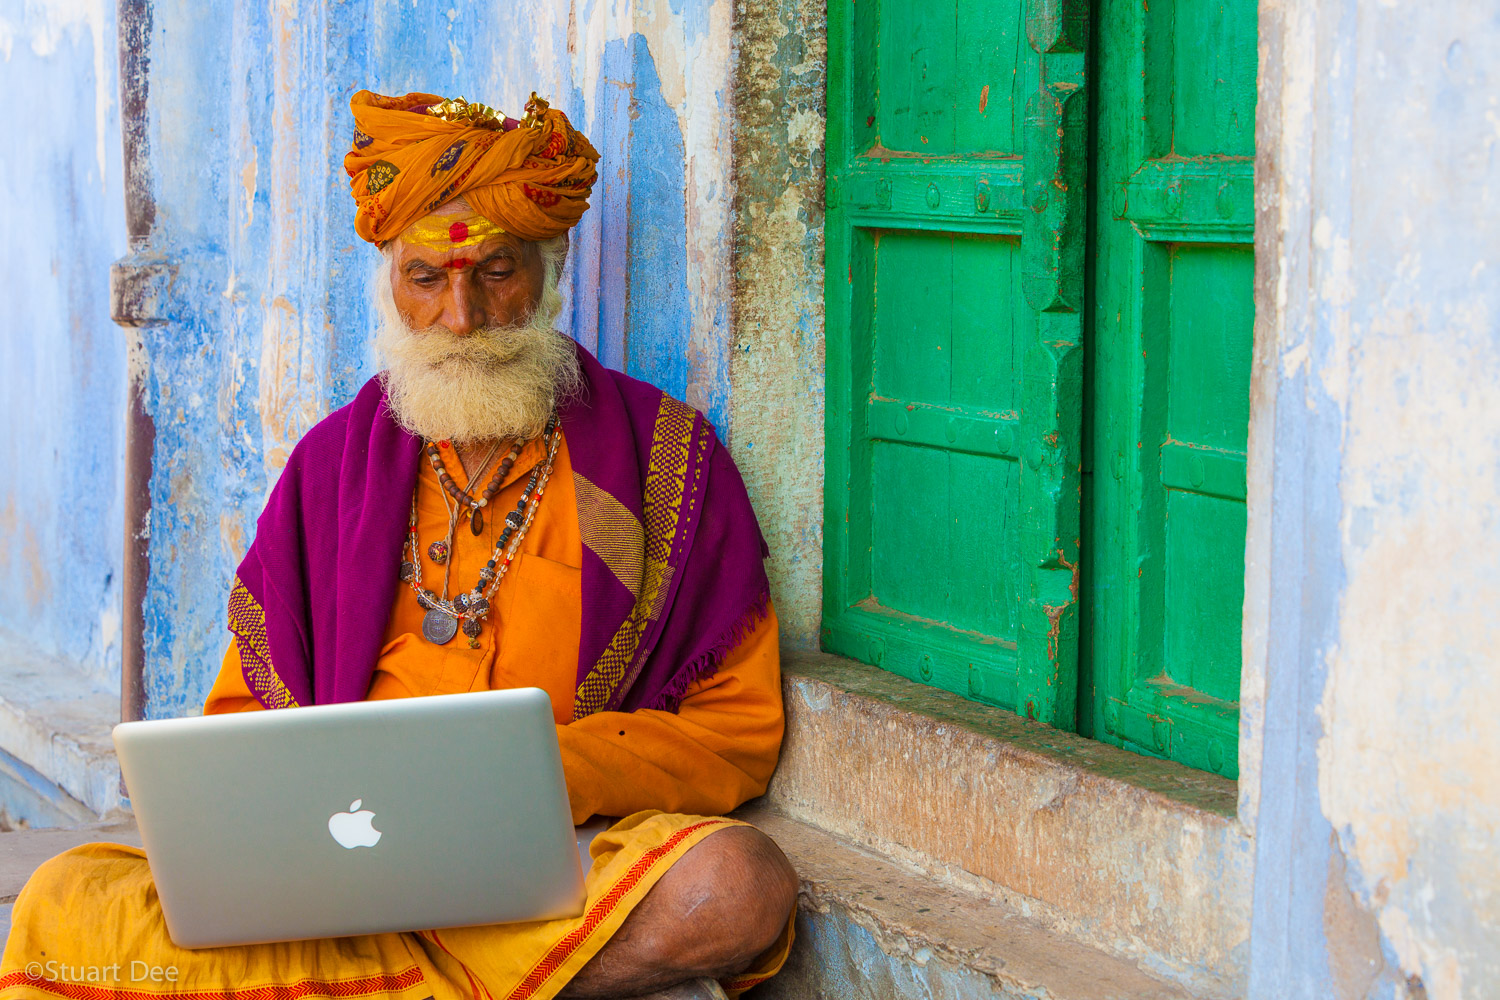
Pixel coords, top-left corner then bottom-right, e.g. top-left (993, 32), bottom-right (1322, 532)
top-left (371, 261), bottom-right (581, 444)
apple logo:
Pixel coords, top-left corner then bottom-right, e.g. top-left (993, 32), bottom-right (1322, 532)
top-left (328, 799), bottom-right (382, 849)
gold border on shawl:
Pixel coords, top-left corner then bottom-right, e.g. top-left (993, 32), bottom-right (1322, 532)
top-left (572, 472), bottom-right (644, 598)
top-left (227, 576), bottom-right (301, 710)
top-left (572, 396), bottom-right (699, 720)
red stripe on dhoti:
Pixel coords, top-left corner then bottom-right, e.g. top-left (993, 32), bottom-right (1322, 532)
top-left (503, 819), bottom-right (729, 1000)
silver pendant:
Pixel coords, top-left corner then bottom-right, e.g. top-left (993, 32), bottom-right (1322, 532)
top-left (422, 608), bottom-right (459, 645)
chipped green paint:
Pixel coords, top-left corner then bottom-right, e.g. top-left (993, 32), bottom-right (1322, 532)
top-left (824, 0), bottom-right (1253, 773)
top-left (1082, 0), bottom-right (1257, 777)
top-left (1016, 0), bottom-right (1088, 727)
top-left (822, 0), bottom-right (1085, 727)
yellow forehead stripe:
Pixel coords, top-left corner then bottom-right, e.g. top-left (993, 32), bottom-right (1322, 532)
top-left (401, 214), bottom-right (507, 250)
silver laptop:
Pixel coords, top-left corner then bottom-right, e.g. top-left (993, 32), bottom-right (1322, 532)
top-left (113, 687), bottom-right (587, 948)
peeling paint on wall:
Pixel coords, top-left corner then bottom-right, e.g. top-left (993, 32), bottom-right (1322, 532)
top-left (0, 0), bottom-right (126, 690)
top-left (116, 0), bottom-right (749, 716)
top-left (1318, 14), bottom-right (1500, 985)
top-left (1249, 1), bottom-right (1500, 996)
top-left (729, 0), bottom-right (826, 649)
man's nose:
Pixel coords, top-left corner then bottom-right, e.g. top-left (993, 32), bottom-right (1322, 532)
top-left (441, 272), bottom-right (488, 336)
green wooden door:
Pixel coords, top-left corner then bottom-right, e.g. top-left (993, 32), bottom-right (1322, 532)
top-left (824, 0), bottom-right (1254, 777)
top-left (823, 0), bottom-right (1088, 724)
top-left (1082, 0), bottom-right (1256, 778)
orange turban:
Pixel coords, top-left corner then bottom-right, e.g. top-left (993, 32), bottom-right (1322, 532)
top-left (344, 90), bottom-right (599, 245)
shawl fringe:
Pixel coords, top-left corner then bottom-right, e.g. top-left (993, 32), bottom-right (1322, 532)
top-left (646, 588), bottom-right (772, 712)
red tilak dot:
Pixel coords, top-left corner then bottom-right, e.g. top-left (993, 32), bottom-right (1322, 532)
top-left (449, 221), bottom-right (469, 243)
top-left (443, 257), bottom-right (473, 269)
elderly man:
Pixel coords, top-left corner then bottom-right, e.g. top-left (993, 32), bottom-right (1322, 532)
top-left (0, 92), bottom-right (796, 1000)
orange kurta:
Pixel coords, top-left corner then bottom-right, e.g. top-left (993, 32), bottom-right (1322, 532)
top-left (204, 430), bottom-right (784, 825)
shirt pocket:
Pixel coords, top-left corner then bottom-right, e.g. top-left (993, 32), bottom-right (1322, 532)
top-left (493, 552), bottom-right (583, 721)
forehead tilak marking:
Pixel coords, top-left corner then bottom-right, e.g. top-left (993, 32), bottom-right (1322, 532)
top-left (402, 213), bottom-right (507, 251)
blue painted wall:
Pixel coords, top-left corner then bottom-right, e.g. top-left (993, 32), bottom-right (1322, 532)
top-left (109, 0), bottom-right (734, 717)
top-left (1246, 2), bottom-right (1500, 995)
top-left (0, 2), bottom-right (127, 691)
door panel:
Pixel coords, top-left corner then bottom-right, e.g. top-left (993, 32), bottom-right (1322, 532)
top-left (1087, 0), bottom-right (1256, 777)
top-left (824, 0), bottom-right (1084, 720)
top-left (826, 0), bottom-right (1253, 777)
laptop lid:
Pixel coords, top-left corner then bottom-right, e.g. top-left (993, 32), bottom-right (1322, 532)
top-left (114, 687), bottom-right (586, 949)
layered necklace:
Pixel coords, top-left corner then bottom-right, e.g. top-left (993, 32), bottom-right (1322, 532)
top-left (399, 414), bottom-right (561, 646)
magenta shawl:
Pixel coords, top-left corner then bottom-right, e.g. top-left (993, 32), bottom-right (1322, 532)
top-left (226, 343), bottom-right (770, 717)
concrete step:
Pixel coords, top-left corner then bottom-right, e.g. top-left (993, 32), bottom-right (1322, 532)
top-left (0, 821), bottom-right (142, 944)
top-left (740, 806), bottom-right (1203, 1000)
top-left (0, 632), bottom-right (126, 823)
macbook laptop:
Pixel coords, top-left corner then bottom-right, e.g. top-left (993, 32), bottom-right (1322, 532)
top-left (113, 687), bottom-right (587, 948)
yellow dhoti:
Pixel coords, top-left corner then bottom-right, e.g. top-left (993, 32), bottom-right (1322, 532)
top-left (0, 812), bottom-right (789, 1000)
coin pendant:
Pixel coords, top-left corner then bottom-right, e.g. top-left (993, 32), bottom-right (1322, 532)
top-left (421, 609), bottom-right (459, 645)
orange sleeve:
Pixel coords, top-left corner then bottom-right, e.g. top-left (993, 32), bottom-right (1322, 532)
top-left (556, 602), bottom-right (784, 825)
top-left (202, 641), bottom-right (269, 715)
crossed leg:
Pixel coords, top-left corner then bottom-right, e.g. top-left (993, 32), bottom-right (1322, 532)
top-left (557, 826), bottom-right (799, 999)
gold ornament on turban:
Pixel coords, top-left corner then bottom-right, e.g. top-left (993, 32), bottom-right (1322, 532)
top-left (344, 89), bottom-right (600, 245)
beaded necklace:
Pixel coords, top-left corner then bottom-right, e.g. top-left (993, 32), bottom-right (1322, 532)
top-left (400, 415), bottom-right (561, 647)
top-left (425, 437), bottom-right (522, 535)
top-left (424, 440), bottom-right (500, 569)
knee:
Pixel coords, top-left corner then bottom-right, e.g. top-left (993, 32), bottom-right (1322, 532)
top-left (630, 825), bottom-right (798, 980)
top-left (688, 826), bottom-right (799, 958)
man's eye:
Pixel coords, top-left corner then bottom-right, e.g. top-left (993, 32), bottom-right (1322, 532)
top-left (412, 273), bottom-right (442, 286)
top-left (484, 269), bottom-right (514, 280)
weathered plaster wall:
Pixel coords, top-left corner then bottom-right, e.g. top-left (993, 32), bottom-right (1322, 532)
top-left (1248, 1), bottom-right (1500, 996)
top-left (0, 0), bottom-right (127, 690)
top-left (125, 0), bottom-right (756, 717)
top-left (728, 0), bottom-right (825, 648)
top-left (1317, 3), bottom-right (1500, 994)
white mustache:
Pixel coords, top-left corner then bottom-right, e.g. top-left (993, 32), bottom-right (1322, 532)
top-left (371, 261), bottom-right (580, 444)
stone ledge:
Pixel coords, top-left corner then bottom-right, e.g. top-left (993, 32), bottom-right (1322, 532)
top-left (768, 652), bottom-right (1252, 998)
top-left (0, 821), bottom-right (142, 946)
top-left (741, 806), bottom-right (1200, 1000)
top-left (0, 821), bottom-right (142, 904)
top-left (0, 633), bottom-right (125, 822)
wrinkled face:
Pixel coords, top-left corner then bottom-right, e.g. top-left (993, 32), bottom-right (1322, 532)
top-left (372, 202), bottom-right (578, 445)
top-left (387, 209), bottom-right (547, 335)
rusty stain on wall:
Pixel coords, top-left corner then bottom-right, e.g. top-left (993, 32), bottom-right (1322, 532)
top-left (1322, 837), bottom-right (1383, 1000)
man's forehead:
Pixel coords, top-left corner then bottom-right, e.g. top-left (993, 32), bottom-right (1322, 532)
top-left (395, 237), bottom-right (523, 272)
top-left (400, 207), bottom-right (507, 251)
top-left (393, 207), bottom-right (530, 268)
